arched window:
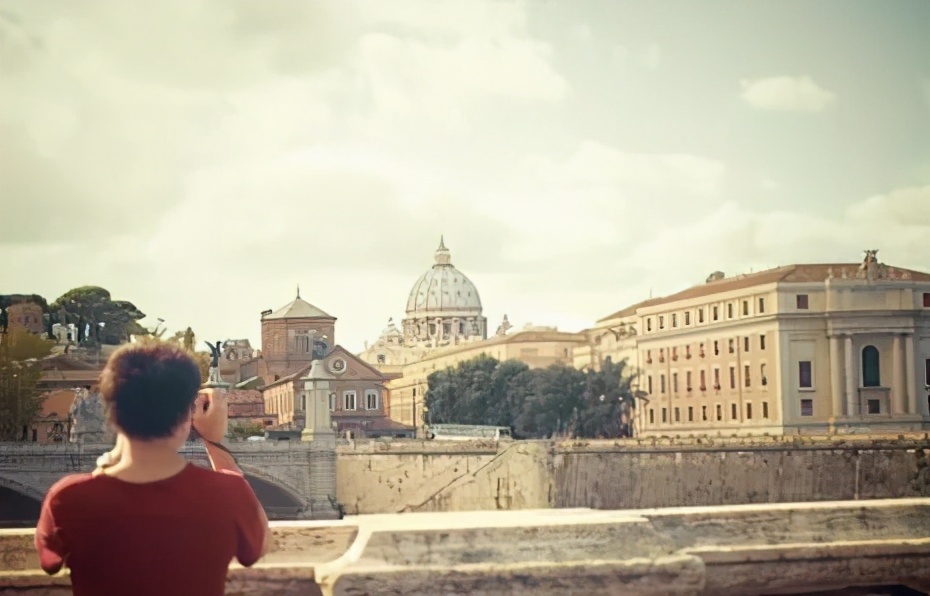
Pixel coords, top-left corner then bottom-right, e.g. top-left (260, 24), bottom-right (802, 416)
top-left (861, 345), bottom-right (881, 387)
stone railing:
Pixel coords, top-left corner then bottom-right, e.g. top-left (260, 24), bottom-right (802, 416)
top-left (2, 499), bottom-right (928, 595)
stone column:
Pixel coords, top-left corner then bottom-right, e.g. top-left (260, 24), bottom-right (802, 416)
top-left (904, 334), bottom-right (917, 415)
top-left (892, 334), bottom-right (906, 415)
top-left (844, 335), bottom-right (856, 417)
top-left (829, 335), bottom-right (843, 418)
top-left (299, 361), bottom-right (340, 519)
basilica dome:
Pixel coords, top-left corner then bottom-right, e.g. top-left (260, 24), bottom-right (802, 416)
top-left (405, 237), bottom-right (483, 316)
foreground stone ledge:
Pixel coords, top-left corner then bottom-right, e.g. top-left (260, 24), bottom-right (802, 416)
top-left (2, 499), bottom-right (928, 595)
top-left (329, 556), bottom-right (705, 596)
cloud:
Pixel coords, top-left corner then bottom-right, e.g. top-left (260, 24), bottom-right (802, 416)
top-left (740, 76), bottom-right (837, 112)
top-left (621, 185), bottom-right (930, 295)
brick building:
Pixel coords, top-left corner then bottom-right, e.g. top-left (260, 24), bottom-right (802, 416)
top-left (255, 293), bottom-right (413, 438)
top-left (6, 302), bottom-right (44, 335)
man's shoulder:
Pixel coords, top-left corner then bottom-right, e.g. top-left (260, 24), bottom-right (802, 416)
top-left (47, 472), bottom-right (95, 497)
top-left (186, 464), bottom-right (251, 489)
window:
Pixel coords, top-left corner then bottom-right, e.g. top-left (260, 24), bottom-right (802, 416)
top-left (729, 366), bottom-right (736, 389)
top-left (343, 391), bottom-right (357, 411)
top-left (796, 294), bottom-right (809, 309)
top-left (742, 300), bottom-right (749, 316)
top-left (662, 408), bottom-right (667, 423)
top-left (727, 303), bottom-right (734, 318)
top-left (924, 293), bottom-right (930, 308)
top-left (700, 370), bottom-right (706, 389)
top-left (674, 407), bottom-right (680, 422)
top-left (731, 403), bottom-right (738, 419)
top-left (649, 409), bottom-right (655, 424)
top-left (672, 347), bottom-right (678, 360)
top-left (646, 349), bottom-right (652, 363)
top-left (800, 399), bottom-right (813, 416)
top-left (716, 404), bottom-right (722, 421)
top-left (746, 403), bottom-right (753, 419)
top-left (861, 345), bottom-right (881, 387)
top-left (714, 341), bottom-right (720, 356)
top-left (728, 339), bottom-right (734, 354)
top-left (660, 374), bottom-right (666, 394)
top-left (365, 389), bottom-right (380, 410)
top-left (713, 368), bottom-right (720, 388)
top-left (758, 297), bottom-right (765, 313)
top-left (702, 405), bottom-right (708, 421)
top-left (799, 361), bottom-right (813, 388)
top-left (688, 406), bottom-right (694, 422)
top-left (713, 306), bottom-right (719, 321)
top-left (672, 313), bottom-right (678, 328)
top-left (328, 392), bottom-right (336, 411)
top-left (647, 318), bottom-right (653, 332)
top-left (761, 363), bottom-right (768, 386)
top-left (686, 371), bottom-right (692, 391)
top-left (672, 373), bottom-right (679, 394)
top-left (744, 337), bottom-right (750, 352)
top-left (925, 358), bottom-right (930, 385)
top-left (684, 311), bottom-right (691, 325)
top-left (760, 334), bottom-right (766, 350)
top-left (867, 399), bottom-right (881, 414)
top-left (762, 401), bottom-right (769, 419)
top-left (698, 309), bottom-right (705, 323)
top-left (659, 315), bottom-right (665, 329)
top-left (377, 354), bottom-right (386, 364)
top-left (647, 375), bottom-right (653, 394)
top-left (744, 364), bottom-right (751, 387)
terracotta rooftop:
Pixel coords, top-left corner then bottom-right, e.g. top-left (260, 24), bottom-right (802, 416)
top-left (226, 389), bottom-right (264, 417)
top-left (263, 297), bottom-right (334, 320)
top-left (597, 262), bottom-right (930, 322)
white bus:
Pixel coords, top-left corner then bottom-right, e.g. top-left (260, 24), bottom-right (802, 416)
top-left (425, 424), bottom-right (513, 441)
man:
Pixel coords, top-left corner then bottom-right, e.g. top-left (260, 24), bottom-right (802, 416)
top-left (35, 342), bottom-right (270, 596)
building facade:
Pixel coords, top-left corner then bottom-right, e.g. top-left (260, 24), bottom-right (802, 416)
top-left (581, 251), bottom-right (930, 437)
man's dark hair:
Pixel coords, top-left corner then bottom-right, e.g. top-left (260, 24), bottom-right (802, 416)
top-left (100, 342), bottom-right (202, 439)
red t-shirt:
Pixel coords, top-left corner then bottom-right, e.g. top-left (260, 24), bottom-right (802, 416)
top-left (34, 464), bottom-right (266, 596)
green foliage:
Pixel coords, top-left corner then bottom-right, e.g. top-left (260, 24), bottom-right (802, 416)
top-left (0, 329), bottom-right (54, 440)
top-left (51, 286), bottom-right (147, 345)
top-left (228, 421), bottom-right (265, 439)
top-left (424, 355), bottom-right (638, 439)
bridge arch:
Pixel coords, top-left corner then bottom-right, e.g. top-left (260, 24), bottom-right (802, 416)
top-left (0, 475), bottom-right (45, 527)
top-left (238, 465), bottom-right (308, 518)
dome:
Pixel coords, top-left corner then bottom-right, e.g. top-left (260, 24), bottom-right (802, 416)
top-left (405, 237), bottom-right (483, 316)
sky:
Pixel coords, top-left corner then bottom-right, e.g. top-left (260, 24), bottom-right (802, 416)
top-left (1, 0), bottom-right (929, 353)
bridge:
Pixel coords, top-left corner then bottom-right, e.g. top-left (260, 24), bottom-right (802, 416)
top-left (0, 441), bottom-right (340, 524)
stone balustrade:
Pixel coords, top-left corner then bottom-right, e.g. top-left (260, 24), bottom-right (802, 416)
top-left (2, 499), bottom-right (928, 595)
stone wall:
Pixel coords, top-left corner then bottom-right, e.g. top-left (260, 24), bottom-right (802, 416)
top-left (336, 435), bottom-right (930, 514)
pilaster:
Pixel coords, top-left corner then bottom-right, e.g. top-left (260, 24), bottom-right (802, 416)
top-left (843, 335), bottom-right (856, 417)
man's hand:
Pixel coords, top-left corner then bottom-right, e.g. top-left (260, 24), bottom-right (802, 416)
top-left (92, 434), bottom-right (126, 476)
top-left (191, 388), bottom-right (229, 444)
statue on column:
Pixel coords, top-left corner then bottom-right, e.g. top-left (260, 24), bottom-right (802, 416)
top-left (205, 340), bottom-right (223, 383)
top-left (69, 388), bottom-right (112, 444)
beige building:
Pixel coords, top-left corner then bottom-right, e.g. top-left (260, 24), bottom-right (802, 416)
top-left (581, 251), bottom-right (930, 437)
top-left (360, 238), bottom-right (587, 432)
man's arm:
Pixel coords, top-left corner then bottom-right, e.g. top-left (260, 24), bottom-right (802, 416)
top-left (34, 490), bottom-right (67, 574)
top-left (194, 389), bottom-right (271, 559)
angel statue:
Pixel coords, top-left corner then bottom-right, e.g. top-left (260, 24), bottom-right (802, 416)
top-left (205, 340), bottom-right (223, 383)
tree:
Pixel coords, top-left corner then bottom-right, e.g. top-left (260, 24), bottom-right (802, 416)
top-left (424, 354), bottom-right (639, 439)
top-left (0, 329), bottom-right (55, 441)
top-left (51, 286), bottom-right (147, 345)
top-left (424, 355), bottom-right (531, 428)
top-left (228, 421), bottom-right (265, 440)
